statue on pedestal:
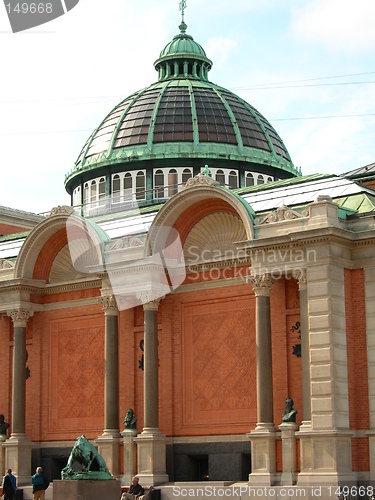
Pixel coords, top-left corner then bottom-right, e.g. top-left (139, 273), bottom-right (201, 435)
top-left (0, 414), bottom-right (10, 436)
top-left (61, 435), bottom-right (112, 480)
top-left (282, 398), bottom-right (298, 423)
top-left (123, 409), bottom-right (137, 430)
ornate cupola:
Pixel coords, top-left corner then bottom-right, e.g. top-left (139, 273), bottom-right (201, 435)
top-left (153, 8), bottom-right (213, 82)
top-left (65, 2), bottom-right (299, 215)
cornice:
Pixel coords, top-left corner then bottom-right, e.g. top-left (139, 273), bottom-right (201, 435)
top-left (0, 278), bottom-right (102, 297)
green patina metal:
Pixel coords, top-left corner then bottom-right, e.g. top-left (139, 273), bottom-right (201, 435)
top-left (64, 16), bottom-right (298, 196)
top-left (61, 435), bottom-right (113, 481)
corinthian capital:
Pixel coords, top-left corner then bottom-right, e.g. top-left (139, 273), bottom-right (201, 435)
top-left (247, 273), bottom-right (275, 297)
top-left (100, 295), bottom-right (118, 315)
top-left (137, 292), bottom-right (164, 311)
top-left (8, 309), bottom-right (33, 327)
top-left (292, 268), bottom-right (307, 291)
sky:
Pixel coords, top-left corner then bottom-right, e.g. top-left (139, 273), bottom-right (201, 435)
top-left (1, 0), bottom-right (375, 214)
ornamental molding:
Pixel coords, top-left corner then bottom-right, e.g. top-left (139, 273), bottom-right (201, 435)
top-left (292, 269), bottom-right (307, 290)
top-left (181, 173), bottom-right (219, 190)
top-left (247, 273), bottom-right (276, 296)
top-left (0, 259), bottom-right (15, 270)
top-left (46, 206), bottom-right (75, 218)
top-left (8, 309), bottom-right (33, 327)
top-left (106, 236), bottom-right (145, 251)
top-left (255, 205), bottom-right (305, 225)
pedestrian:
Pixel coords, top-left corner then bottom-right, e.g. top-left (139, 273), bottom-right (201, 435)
top-left (32, 466), bottom-right (50, 500)
top-left (2, 468), bottom-right (16, 500)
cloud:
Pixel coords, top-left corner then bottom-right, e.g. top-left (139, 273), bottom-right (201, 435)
top-left (291, 0), bottom-right (375, 52)
top-left (204, 37), bottom-right (237, 67)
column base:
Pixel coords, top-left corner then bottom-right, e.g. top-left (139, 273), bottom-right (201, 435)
top-left (3, 433), bottom-right (31, 486)
top-left (134, 428), bottom-right (169, 486)
top-left (96, 429), bottom-right (121, 477)
top-left (121, 428), bottom-right (138, 486)
top-left (248, 424), bottom-right (279, 486)
top-left (296, 430), bottom-right (355, 487)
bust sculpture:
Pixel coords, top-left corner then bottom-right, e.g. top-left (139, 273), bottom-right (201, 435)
top-left (282, 397), bottom-right (298, 423)
top-left (123, 408), bottom-right (137, 430)
top-left (0, 414), bottom-right (10, 435)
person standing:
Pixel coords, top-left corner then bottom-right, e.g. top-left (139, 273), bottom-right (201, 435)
top-left (2, 468), bottom-right (16, 500)
top-left (32, 467), bottom-right (49, 500)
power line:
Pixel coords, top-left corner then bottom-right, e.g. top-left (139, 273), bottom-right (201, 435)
top-left (1, 112), bottom-right (375, 137)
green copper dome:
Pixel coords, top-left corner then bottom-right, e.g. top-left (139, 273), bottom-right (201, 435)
top-left (65, 20), bottom-right (300, 202)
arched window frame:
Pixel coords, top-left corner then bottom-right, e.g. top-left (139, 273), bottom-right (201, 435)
top-left (111, 170), bottom-right (147, 205)
top-left (153, 167), bottom-right (193, 199)
top-left (202, 167), bottom-right (238, 189)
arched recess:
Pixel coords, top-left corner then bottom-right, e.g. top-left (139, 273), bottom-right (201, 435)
top-left (15, 210), bottom-right (110, 282)
top-left (145, 181), bottom-right (254, 258)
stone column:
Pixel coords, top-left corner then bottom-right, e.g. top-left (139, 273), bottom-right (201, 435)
top-left (247, 274), bottom-right (278, 486)
top-left (96, 295), bottom-right (121, 477)
top-left (3, 309), bottom-right (33, 485)
top-left (134, 295), bottom-right (168, 486)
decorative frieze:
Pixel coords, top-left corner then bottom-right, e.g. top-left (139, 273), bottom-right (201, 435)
top-left (181, 173), bottom-right (219, 190)
top-left (255, 205), bottom-right (305, 225)
top-left (46, 206), bottom-right (75, 218)
top-left (106, 236), bottom-right (145, 251)
top-left (0, 259), bottom-right (14, 270)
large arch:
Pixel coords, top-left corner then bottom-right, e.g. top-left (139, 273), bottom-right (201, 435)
top-left (145, 176), bottom-right (254, 258)
top-left (15, 207), bottom-right (109, 282)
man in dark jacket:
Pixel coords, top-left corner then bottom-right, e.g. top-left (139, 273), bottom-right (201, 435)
top-left (32, 467), bottom-right (49, 500)
top-left (2, 469), bottom-right (16, 500)
top-left (121, 476), bottom-right (144, 500)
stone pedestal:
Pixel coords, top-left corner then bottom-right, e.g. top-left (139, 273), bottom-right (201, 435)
top-left (96, 430), bottom-right (121, 477)
top-left (279, 422), bottom-right (298, 485)
top-left (135, 428), bottom-right (169, 486)
top-left (248, 424), bottom-right (278, 486)
top-left (121, 429), bottom-right (138, 486)
top-left (3, 434), bottom-right (32, 486)
top-left (297, 431), bottom-right (355, 486)
top-left (53, 479), bottom-right (121, 500)
top-left (0, 435), bottom-right (7, 478)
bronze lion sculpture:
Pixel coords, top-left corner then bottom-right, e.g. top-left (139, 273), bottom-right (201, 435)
top-left (61, 435), bottom-right (112, 480)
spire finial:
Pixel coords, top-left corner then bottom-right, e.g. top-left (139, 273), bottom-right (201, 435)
top-left (179, 0), bottom-right (187, 33)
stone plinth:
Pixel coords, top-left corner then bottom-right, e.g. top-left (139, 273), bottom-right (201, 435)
top-left (135, 428), bottom-right (169, 486)
top-left (3, 434), bottom-right (31, 485)
top-left (96, 430), bottom-right (121, 477)
top-left (53, 479), bottom-right (121, 500)
top-left (0, 434), bottom-right (7, 477)
top-left (279, 422), bottom-right (298, 485)
top-left (121, 428), bottom-right (138, 486)
top-left (248, 424), bottom-right (279, 486)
